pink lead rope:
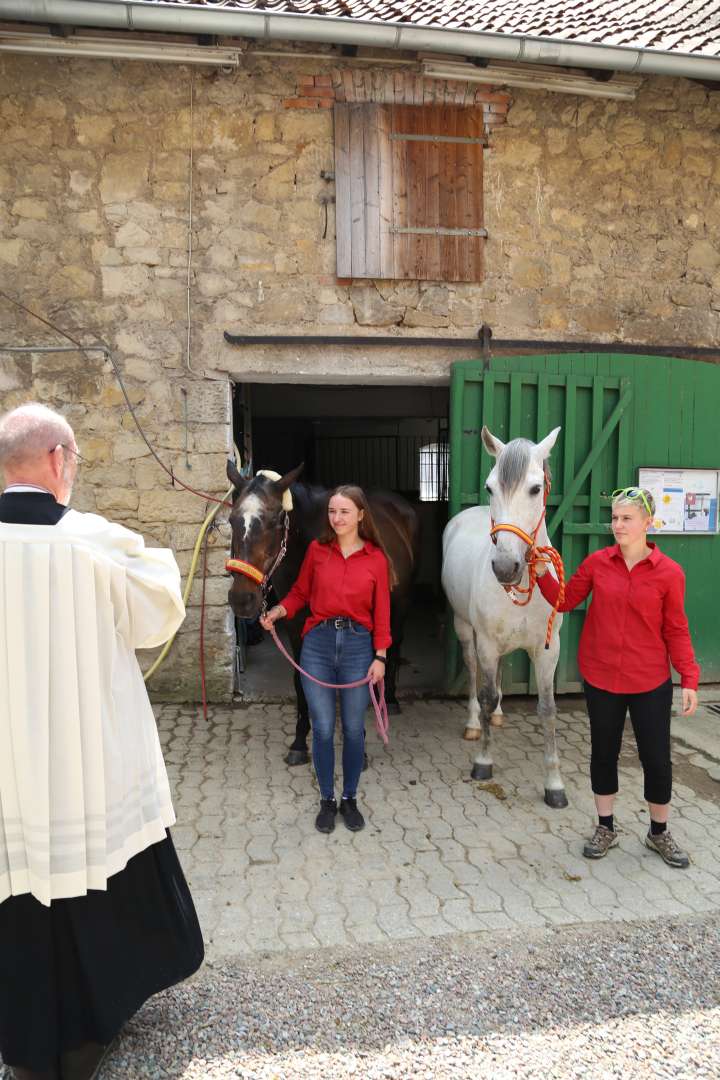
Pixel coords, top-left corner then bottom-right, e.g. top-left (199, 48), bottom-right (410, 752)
top-left (268, 625), bottom-right (390, 745)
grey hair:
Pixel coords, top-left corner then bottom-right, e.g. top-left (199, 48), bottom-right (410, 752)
top-left (0, 403), bottom-right (74, 470)
top-left (496, 439), bottom-right (551, 495)
top-left (612, 487), bottom-right (656, 517)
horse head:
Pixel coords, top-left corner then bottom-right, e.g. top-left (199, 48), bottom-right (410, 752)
top-left (226, 461), bottom-right (304, 619)
top-left (482, 426), bottom-right (561, 586)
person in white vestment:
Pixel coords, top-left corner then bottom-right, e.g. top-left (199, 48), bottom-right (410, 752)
top-left (0, 404), bottom-right (204, 1080)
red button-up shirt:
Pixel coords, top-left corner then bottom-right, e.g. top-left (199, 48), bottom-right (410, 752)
top-left (281, 539), bottom-right (392, 650)
top-left (537, 543), bottom-right (699, 693)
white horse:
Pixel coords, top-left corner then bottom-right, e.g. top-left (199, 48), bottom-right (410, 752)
top-left (442, 426), bottom-right (568, 808)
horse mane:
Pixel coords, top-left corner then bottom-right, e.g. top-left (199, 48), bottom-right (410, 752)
top-left (289, 481), bottom-right (327, 515)
top-left (497, 439), bottom-right (552, 494)
top-left (497, 439), bottom-right (532, 494)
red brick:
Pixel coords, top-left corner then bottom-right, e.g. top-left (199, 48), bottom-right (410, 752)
top-left (314, 74), bottom-right (333, 87)
top-left (474, 89), bottom-right (512, 104)
top-left (298, 75), bottom-right (316, 87)
top-left (300, 85), bottom-right (337, 98)
top-left (316, 98), bottom-right (334, 108)
top-left (282, 98), bottom-right (321, 109)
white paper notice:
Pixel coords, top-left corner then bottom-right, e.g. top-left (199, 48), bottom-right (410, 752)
top-left (639, 468), bottom-right (719, 534)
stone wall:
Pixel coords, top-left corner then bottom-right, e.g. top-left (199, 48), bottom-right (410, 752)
top-left (0, 49), bottom-right (718, 699)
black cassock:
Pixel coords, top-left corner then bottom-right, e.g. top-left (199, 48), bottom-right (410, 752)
top-left (0, 491), bottom-right (204, 1072)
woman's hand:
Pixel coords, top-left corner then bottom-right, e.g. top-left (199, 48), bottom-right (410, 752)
top-left (368, 657), bottom-right (386, 685)
top-left (682, 688), bottom-right (698, 717)
top-left (259, 604), bottom-right (287, 631)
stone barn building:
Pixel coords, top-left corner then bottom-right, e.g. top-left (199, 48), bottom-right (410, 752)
top-left (1, 1), bottom-right (719, 701)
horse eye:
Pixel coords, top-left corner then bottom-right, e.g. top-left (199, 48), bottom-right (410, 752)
top-left (485, 483), bottom-right (492, 494)
top-left (529, 485), bottom-right (542, 496)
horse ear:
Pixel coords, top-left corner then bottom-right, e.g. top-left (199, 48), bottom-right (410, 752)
top-left (481, 427), bottom-right (505, 458)
top-left (226, 458), bottom-right (245, 493)
top-left (535, 426), bottom-right (562, 462)
top-left (274, 462), bottom-right (304, 493)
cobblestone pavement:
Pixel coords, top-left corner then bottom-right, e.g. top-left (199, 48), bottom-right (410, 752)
top-left (159, 697), bottom-right (720, 961)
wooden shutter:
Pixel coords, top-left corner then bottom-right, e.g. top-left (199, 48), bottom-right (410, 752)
top-left (334, 103), bottom-right (486, 283)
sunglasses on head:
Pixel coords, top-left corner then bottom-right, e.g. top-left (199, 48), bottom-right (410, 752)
top-left (611, 487), bottom-right (652, 516)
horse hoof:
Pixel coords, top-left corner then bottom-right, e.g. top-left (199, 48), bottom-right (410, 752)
top-left (362, 753), bottom-right (369, 771)
top-left (463, 727), bottom-right (481, 741)
top-left (471, 763), bottom-right (493, 781)
top-left (285, 748), bottom-right (310, 767)
top-left (490, 713), bottom-right (504, 728)
top-left (544, 788), bottom-right (569, 809)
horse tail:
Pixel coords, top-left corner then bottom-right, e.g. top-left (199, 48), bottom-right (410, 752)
top-left (369, 494), bottom-right (419, 578)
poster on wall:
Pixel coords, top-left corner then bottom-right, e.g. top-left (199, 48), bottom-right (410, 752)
top-left (638, 468), bottom-right (719, 535)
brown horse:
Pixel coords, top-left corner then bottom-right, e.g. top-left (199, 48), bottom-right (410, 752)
top-left (226, 462), bottom-right (419, 765)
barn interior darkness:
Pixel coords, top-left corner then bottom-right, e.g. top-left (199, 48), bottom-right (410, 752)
top-left (232, 381), bottom-right (450, 696)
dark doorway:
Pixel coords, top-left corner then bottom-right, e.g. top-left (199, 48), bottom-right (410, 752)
top-left (232, 381), bottom-right (450, 698)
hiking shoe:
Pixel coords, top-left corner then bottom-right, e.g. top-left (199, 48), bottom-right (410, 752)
top-left (583, 824), bottom-right (619, 859)
top-left (339, 797), bottom-right (365, 832)
top-left (645, 830), bottom-right (690, 868)
top-left (315, 798), bottom-right (337, 834)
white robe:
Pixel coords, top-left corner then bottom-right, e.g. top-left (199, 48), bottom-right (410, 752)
top-left (0, 509), bottom-right (185, 906)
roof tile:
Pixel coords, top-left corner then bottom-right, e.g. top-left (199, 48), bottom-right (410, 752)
top-left (152, 0), bottom-right (720, 57)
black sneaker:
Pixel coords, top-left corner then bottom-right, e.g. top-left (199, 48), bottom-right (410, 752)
top-left (315, 798), bottom-right (337, 834)
top-left (339, 797), bottom-right (365, 832)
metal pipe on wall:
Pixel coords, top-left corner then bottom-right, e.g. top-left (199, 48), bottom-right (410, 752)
top-left (4, 0), bottom-right (720, 81)
top-left (222, 332), bottom-right (720, 359)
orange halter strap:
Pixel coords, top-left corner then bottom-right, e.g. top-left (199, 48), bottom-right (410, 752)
top-left (225, 558), bottom-right (265, 585)
top-left (488, 477), bottom-right (565, 649)
top-left (225, 511), bottom-right (291, 606)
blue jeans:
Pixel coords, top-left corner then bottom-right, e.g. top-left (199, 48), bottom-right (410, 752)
top-left (300, 620), bottom-right (372, 801)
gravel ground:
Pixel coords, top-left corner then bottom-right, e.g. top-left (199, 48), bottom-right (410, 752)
top-left (71, 913), bottom-right (720, 1080)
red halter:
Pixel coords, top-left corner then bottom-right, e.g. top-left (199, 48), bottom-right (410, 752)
top-left (489, 475), bottom-right (566, 649)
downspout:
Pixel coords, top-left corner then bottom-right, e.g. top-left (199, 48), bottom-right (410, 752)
top-left (4, 0), bottom-right (720, 81)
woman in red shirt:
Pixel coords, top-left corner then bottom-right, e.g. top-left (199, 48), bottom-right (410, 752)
top-left (260, 486), bottom-right (392, 835)
top-left (537, 487), bottom-right (699, 868)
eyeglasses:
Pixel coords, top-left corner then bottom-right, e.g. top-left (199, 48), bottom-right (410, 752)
top-left (611, 487), bottom-right (652, 516)
top-left (50, 444), bottom-right (86, 464)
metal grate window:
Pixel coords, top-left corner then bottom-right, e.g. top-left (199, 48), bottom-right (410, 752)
top-left (314, 432), bottom-right (448, 498)
top-left (419, 442), bottom-right (449, 502)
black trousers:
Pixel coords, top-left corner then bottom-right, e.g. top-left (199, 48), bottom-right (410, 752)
top-left (0, 832), bottom-right (204, 1072)
top-left (583, 678), bottom-right (673, 805)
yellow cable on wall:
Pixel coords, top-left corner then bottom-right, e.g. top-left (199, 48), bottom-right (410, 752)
top-left (143, 483), bottom-right (234, 683)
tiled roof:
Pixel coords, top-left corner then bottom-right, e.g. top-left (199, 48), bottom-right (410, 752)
top-left (153, 0), bottom-right (720, 58)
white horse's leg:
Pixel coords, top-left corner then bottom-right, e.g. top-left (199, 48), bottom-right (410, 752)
top-left (490, 659), bottom-right (504, 727)
top-left (532, 639), bottom-right (568, 809)
top-left (471, 645), bottom-right (501, 780)
top-left (455, 615), bottom-right (481, 739)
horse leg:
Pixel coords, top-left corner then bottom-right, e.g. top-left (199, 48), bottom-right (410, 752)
top-left (490, 659), bottom-right (504, 727)
top-left (533, 642), bottom-right (568, 809)
top-left (285, 671), bottom-right (311, 766)
top-left (384, 642), bottom-right (402, 717)
top-left (455, 616), bottom-right (481, 740)
top-left (471, 646), bottom-right (500, 781)
top-left (285, 619), bottom-right (310, 766)
top-left (385, 590), bottom-right (411, 716)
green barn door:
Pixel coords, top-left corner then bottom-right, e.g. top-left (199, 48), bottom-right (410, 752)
top-left (447, 354), bottom-right (633, 693)
top-left (624, 353), bottom-right (720, 683)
